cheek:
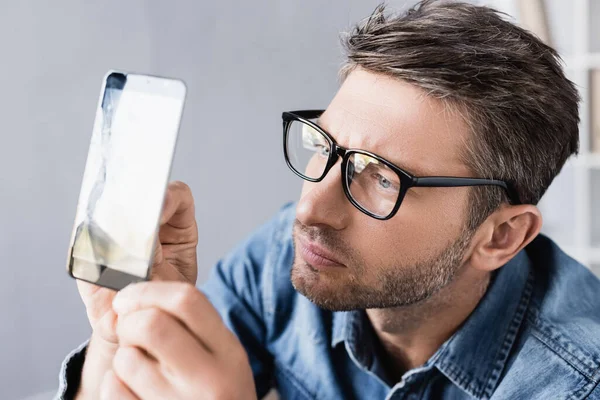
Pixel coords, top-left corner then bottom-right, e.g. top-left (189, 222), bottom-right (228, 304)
top-left (354, 193), bottom-right (467, 265)
top-left (406, 192), bottom-right (467, 241)
top-left (344, 218), bottom-right (403, 267)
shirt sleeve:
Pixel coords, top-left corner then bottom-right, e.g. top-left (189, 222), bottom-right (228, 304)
top-left (201, 208), bottom-right (289, 399)
top-left (53, 339), bottom-right (89, 400)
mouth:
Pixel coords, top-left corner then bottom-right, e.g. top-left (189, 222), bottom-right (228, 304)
top-left (297, 235), bottom-right (346, 270)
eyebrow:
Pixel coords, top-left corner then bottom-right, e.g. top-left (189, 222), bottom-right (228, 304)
top-left (314, 117), bottom-right (431, 177)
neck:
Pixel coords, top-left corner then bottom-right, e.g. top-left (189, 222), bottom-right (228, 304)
top-left (366, 266), bottom-right (491, 382)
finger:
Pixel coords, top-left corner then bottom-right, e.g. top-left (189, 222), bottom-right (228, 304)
top-left (100, 369), bottom-right (139, 400)
top-left (113, 281), bottom-right (232, 352)
top-left (150, 250), bottom-right (192, 285)
top-left (160, 181), bottom-right (196, 229)
top-left (77, 279), bottom-right (116, 321)
top-left (95, 308), bottom-right (119, 344)
top-left (77, 280), bottom-right (119, 343)
top-left (158, 182), bottom-right (198, 255)
top-left (112, 346), bottom-right (170, 400)
top-left (116, 308), bottom-right (210, 378)
top-left (149, 236), bottom-right (188, 282)
top-left (151, 234), bottom-right (164, 267)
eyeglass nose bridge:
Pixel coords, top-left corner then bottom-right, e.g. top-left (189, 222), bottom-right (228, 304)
top-left (326, 144), bottom-right (348, 172)
top-left (334, 145), bottom-right (347, 158)
top-left (320, 144), bottom-right (348, 181)
top-left (329, 143), bottom-right (350, 166)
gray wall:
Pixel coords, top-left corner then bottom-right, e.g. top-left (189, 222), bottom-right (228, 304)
top-left (0, 1), bottom-right (412, 398)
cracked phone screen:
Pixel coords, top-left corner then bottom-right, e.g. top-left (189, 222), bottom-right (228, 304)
top-left (68, 73), bottom-right (184, 288)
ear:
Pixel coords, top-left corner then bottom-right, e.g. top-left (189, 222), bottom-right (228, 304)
top-left (468, 204), bottom-right (543, 272)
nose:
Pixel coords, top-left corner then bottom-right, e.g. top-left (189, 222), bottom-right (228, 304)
top-left (296, 158), bottom-right (351, 231)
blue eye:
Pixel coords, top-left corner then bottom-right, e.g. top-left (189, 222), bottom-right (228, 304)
top-left (371, 173), bottom-right (397, 192)
top-left (315, 144), bottom-right (330, 157)
top-left (378, 174), bottom-right (391, 189)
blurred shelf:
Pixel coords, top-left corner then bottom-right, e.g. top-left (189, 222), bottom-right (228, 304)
top-left (591, 53), bottom-right (600, 69)
top-left (572, 154), bottom-right (600, 168)
top-left (563, 54), bottom-right (600, 69)
top-left (563, 56), bottom-right (580, 67)
top-left (541, 0), bottom-right (600, 275)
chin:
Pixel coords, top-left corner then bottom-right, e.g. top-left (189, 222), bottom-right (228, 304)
top-left (290, 261), bottom-right (363, 311)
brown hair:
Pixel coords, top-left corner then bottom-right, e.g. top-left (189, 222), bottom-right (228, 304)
top-left (341, 0), bottom-right (580, 229)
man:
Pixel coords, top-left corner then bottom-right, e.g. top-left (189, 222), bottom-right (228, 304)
top-left (57, 1), bottom-right (600, 399)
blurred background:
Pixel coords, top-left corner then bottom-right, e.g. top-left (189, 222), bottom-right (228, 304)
top-left (0, 1), bottom-right (598, 399)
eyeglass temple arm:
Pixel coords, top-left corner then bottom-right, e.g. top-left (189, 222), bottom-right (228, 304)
top-left (284, 110), bottom-right (325, 120)
top-left (414, 177), bottom-right (521, 205)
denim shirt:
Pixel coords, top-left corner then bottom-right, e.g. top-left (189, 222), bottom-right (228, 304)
top-left (56, 203), bottom-right (600, 399)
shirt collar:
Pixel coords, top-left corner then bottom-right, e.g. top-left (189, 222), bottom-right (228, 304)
top-left (331, 249), bottom-right (533, 399)
top-left (435, 250), bottom-right (533, 399)
top-left (332, 309), bottom-right (392, 386)
top-left (331, 311), bottom-right (348, 348)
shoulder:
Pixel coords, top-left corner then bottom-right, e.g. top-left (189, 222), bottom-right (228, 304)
top-left (201, 202), bottom-right (297, 319)
top-left (526, 235), bottom-right (600, 365)
top-left (500, 235), bottom-right (600, 399)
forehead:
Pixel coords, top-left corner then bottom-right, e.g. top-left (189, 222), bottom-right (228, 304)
top-left (321, 69), bottom-right (472, 177)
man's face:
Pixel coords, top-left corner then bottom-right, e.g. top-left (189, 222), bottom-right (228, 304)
top-left (291, 69), bottom-right (476, 311)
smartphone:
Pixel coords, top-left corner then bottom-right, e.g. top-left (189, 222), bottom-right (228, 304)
top-left (66, 71), bottom-right (187, 291)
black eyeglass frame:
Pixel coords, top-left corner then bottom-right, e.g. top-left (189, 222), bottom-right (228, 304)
top-left (282, 110), bottom-right (521, 220)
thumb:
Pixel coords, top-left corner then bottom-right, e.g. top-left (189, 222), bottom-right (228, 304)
top-left (149, 236), bottom-right (186, 282)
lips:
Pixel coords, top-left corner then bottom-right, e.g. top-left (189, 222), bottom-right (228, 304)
top-left (297, 235), bottom-right (346, 268)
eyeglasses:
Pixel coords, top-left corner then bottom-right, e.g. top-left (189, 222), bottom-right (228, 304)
top-left (282, 110), bottom-right (520, 220)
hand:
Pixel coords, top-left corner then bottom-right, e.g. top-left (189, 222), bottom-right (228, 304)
top-left (101, 281), bottom-right (256, 400)
top-left (77, 181), bottom-right (198, 347)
